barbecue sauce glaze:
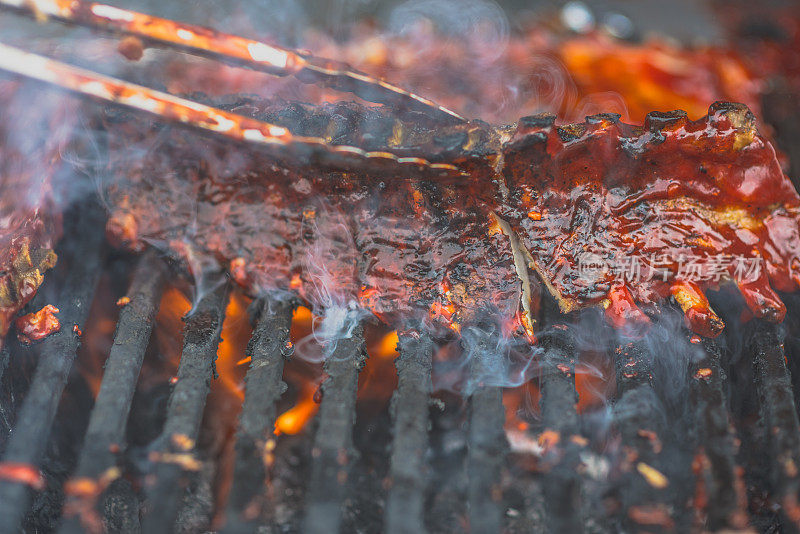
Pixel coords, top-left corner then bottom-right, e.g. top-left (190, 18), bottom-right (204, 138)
top-left (501, 102), bottom-right (800, 336)
top-left (104, 99), bottom-right (800, 338)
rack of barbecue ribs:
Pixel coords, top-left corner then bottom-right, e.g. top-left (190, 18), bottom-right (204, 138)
top-left (99, 97), bottom-right (800, 339)
top-left (1, 0), bottom-right (800, 342)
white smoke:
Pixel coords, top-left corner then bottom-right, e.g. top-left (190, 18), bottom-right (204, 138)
top-left (388, 0), bottom-right (510, 62)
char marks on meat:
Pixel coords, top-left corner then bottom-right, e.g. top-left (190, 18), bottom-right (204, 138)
top-left (103, 98), bottom-right (525, 336)
top-left (102, 93), bottom-right (800, 338)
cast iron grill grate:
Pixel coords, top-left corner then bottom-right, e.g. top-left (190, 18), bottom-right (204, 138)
top-left (0, 200), bottom-right (799, 533)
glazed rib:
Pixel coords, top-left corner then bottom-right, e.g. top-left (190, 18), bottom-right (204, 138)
top-left (500, 103), bottom-right (800, 336)
top-left (101, 95), bottom-right (800, 337)
top-left (102, 97), bottom-right (526, 337)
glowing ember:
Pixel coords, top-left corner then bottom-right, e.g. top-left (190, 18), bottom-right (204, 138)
top-left (148, 451), bottom-right (201, 471)
top-left (637, 462), bottom-right (669, 489)
top-left (628, 504), bottom-right (674, 528)
top-left (15, 304), bottom-right (61, 344)
top-left (64, 467), bottom-right (121, 498)
top-left (694, 368), bottom-right (713, 380)
top-left (538, 430), bottom-right (561, 454)
top-left (0, 462), bottom-right (45, 490)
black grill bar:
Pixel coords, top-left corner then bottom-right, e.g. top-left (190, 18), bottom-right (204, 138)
top-left (464, 326), bottom-right (507, 534)
top-left (0, 344), bottom-right (8, 437)
top-left (689, 340), bottom-right (747, 530)
top-left (746, 320), bottom-right (800, 527)
top-left (141, 281), bottom-right (229, 534)
top-left (385, 328), bottom-right (434, 534)
top-left (102, 479), bottom-right (141, 532)
top-left (0, 344), bottom-right (8, 385)
top-left (58, 251), bottom-right (166, 534)
top-left (538, 325), bottom-right (583, 533)
top-left (303, 323), bottom-right (367, 534)
top-left (0, 201), bottom-right (105, 533)
top-left (611, 341), bottom-right (676, 531)
top-left (223, 293), bottom-right (296, 533)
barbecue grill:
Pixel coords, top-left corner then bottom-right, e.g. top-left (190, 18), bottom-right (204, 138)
top-left (2, 1), bottom-right (800, 533)
top-left (0, 197), bottom-right (798, 532)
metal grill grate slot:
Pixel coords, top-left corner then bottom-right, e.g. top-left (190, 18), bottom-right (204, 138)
top-left (0, 200), bottom-right (105, 533)
top-left (303, 322), bottom-right (367, 534)
top-left (689, 340), bottom-right (748, 530)
top-left (223, 293), bottom-right (296, 533)
top-left (141, 281), bottom-right (229, 534)
top-left (464, 327), bottom-right (507, 534)
top-left (58, 251), bottom-right (166, 533)
top-left (539, 324), bottom-right (583, 532)
top-left (611, 341), bottom-right (684, 531)
top-left (386, 328), bottom-right (434, 534)
top-left (747, 320), bottom-right (800, 528)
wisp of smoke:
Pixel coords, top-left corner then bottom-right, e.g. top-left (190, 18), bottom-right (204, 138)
top-left (296, 204), bottom-right (370, 361)
top-left (388, 0), bottom-right (510, 63)
top-left (519, 54), bottom-right (578, 117)
top-left (432, 313), bottom-right (542, 395)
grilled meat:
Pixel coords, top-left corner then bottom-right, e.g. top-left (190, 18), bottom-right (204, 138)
top-left (2, 2), bottom-right (798, 341)
top-left (501, 103), bottom-right (800, 336)
top-left (0, 81), bottom-right (66, 345)
top-left (102, 95), bottom-right (799, 337)
top-left (103, 97), bottom-right (528, 335)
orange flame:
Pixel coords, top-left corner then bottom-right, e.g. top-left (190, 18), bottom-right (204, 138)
top-left (275, 383), bottom-right (319, 435)
top-left (291, 305), bottom-right (313, 337)
top-left (375, 330), bottom-right (399, 360)
top-left (157, 287), bottom-right (192, 338)
top-left (144, 286), bottom-right (192, 389)
top-left (76, 275), bottom-right (121, 397)
top-left (214, 292), bottom-right (253, 402)
top-left (273, 305), bottom-right (319, 435)
top-left (354, 328), bottom-right (400, 416)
